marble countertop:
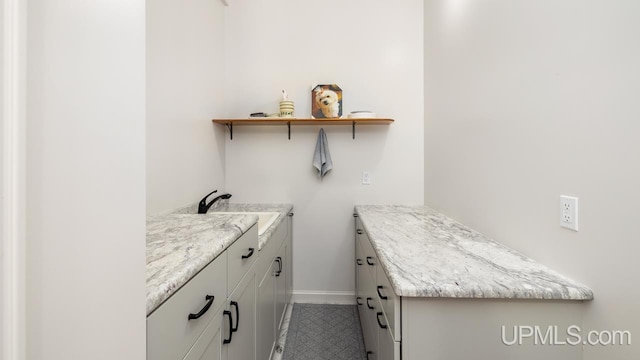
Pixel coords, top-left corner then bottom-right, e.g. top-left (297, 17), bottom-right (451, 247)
top-left (146, 213), bottom-right (257, 315)
top-left (354, 205), bottom-right (594, 301)
top-left (147, 203), bottom-right (293, 315)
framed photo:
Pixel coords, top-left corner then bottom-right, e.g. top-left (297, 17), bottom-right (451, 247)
top-left (312, 84), bottom-right (342, 119)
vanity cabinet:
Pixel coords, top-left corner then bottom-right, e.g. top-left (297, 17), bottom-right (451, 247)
top-left (354, 208), bottom-right (589, 360)
top-left (147, 225), bottom-right (258, 360)
top-left (355, 218), bottom-right (400, 360)
top-left (256, 213), bottom-right (293, 360)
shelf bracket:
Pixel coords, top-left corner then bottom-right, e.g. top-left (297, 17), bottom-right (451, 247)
top-left (226, 123), bottom-right (233, 140)
top-left (287, 122), bottom-right (291, 140)
top-left (352, 121), bottom-right (356, 139)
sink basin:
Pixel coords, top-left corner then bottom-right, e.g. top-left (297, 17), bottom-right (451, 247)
top-left (218, 212), bottom-right (280, 236)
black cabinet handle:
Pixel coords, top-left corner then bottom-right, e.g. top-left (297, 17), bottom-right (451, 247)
top-left (366, 297), bottom-right (374, 310)
top-left (275, 257), bottom-right (282, 277)
top-left (356, 297), bottom-right (363, 306)
top-left (377, 285), bottom-right (388, 300)
top-left (241, 248), bottom-right (254, 259)
top-left (353, 213), bottom-right (359, 218)
top-left (223, 310), bottom-right (233, 344)
top-left (366, 257), bottom-right (374, 266)
top-left (366, 351), bottom-right (372, 360)
top-left (188, 295), bottom-right (215, 320)
top-left (288, 212), bottom-right (294, 217)
top-left (230, 301), bottom-right (239, 332)
top-left (356, 258), bottom-right (363, 266)
top-left (357, 229), bottom-right (363, 235)
top-left (376, 312), bottom-right (388, 329)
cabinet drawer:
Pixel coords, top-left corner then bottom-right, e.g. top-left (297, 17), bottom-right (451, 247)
top-left (228, 225), bottom-right (259, 295)
top-left (376, 265), bottom-right (401, 341)
top-left (356, 228), bottom-right (377, 280)
top-left (147, 254), bottom-right (227, 360)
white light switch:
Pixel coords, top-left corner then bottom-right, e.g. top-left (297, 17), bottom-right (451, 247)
top-left (362, 171), bottom-right (371, 185)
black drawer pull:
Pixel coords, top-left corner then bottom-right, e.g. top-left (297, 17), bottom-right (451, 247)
top-left (230, 301), bottom-right (239, 332)
top-left (376, 312), bottom-right (388, 329)
top-left (356, 258), bottom-right (363, 266)
top-left (275, 257), bottom-right (282, 277)
top-left (356, 229), bottom-right (363, 235)
top-left (356, 297), bottom-right (363, 306)
top-left (188, 295), bottom-right (215, 320)
top-left (366, 257), bottom-right (374, 266)
top-left (288, 212), bottom-right (294, 217)
top-left (223, 310), bottom-right (233, 344)
top-left (377, 285), bottom-right (388, 300)
top-left (241, 248), bottom-right (254, 259)
top-left (366, 297), bottom-right (374, 309)
top-left (353, 213), bottom-right (359, 218)
top-left (366, 351), bottom-right (373, 360)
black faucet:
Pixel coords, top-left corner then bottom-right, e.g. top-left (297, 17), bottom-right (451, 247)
top-left (198, 190), bottom-right (232, 214)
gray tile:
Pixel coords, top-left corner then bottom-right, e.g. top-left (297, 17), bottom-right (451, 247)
top-left (283, 304), bottom-right (366, 360)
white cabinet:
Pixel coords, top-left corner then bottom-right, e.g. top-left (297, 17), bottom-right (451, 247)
top-left (275, 240), bottom-right (287, 328)
top-left (355, 218), bottom-right (399, 360)
top-left (257, 261), bottom-right (276, 360)
top-left (255, 212), bottom-right (293, 360)
top-left (147, 225), bottom-right (258, 360)
top-left (148, 212), bottom-right (294, 360)
top-left (224, 269), bottom-right (256, 360)
top-left (355, 214), bottom-right (586, 360)
top-left (147, 239), bottom-right (229, 360)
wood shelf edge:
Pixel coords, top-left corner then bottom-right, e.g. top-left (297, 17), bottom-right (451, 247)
top-left (212, 118), bottom-right (394, 125)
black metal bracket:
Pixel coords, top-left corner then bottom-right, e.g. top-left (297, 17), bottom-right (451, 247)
top-left (226, 123), bottom-right (233, 140)
top-left (224, 120), bottom-right (361, 140)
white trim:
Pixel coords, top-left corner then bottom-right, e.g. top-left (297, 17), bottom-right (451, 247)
top-left (2, 0), bottom-right (26, 358)
top-left (291, 291), bottom-right (356, 305)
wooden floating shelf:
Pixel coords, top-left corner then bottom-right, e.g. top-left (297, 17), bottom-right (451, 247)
top-left (211, 118), bottom-right (394, 140)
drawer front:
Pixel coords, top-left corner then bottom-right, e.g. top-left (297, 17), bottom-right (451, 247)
top-left (147, 254), bottom-right (227, 360)
top-left (357, 228), bottom-right (377, 281)
top-left (228, 225), bottom-right (259, 295)
top-left (376, 265), bottom-right (401, 341)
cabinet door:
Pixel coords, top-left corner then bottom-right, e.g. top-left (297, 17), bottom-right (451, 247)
top-left (362, 270), bottom-right (378, 360)
top-left (355, 239), bottom-right (367, 334)
top-left (224, 269), bottom-right (257, 360)
top-left (257, 262), bottom-right (276, 360)
top-left (183, 309), bottom-right (224, 360)
top-left (377, 325), bottom-right (400, 360)
top-left (286, 213), bottom-right (293, 304)
top-left (275, 242), bottom-right (287, 328)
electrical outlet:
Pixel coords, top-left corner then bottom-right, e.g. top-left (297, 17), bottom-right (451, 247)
top-left (362, 171), bottom-right (371, 185)
top-left (560, 195), bottom-right (579, 231)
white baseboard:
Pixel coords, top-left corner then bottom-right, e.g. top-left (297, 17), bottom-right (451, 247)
top-left (291, 290), bottom-right (356, 305)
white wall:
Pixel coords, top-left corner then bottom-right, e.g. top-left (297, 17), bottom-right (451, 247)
top-left (146, 0), bottom-right (227, 215)
top-left (26, 1), bottom-right (146, 359)
top-left (224, 0), bottom-right (424, 295)
top-left (424, 1), bottom-right (639, 358)
top-left (0, 0), bottom-right (4, 350)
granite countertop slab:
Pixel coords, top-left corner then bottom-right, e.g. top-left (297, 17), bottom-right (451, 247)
top-left (146, 213), bottom-right (257, 315)
top-left (174, 202), bottom-right (294, 250)
top-left (354, 205), bottom-right (594, 301)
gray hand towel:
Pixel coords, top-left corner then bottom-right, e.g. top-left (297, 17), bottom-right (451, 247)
top-left (312, 128), bottom-right (333, 178)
